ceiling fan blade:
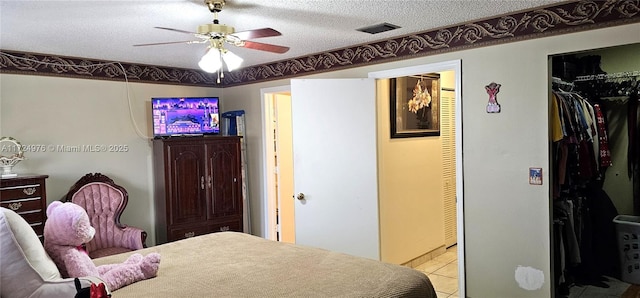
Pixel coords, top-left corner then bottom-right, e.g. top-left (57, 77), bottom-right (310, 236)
top-left (232, 28), bottom-right (281, 40)
top-left (154, 26), bottom-right (197, 35)
top-left (241, 41), bottom-right (289, 54)
top-left (133, 40), bottom-right (204, 47)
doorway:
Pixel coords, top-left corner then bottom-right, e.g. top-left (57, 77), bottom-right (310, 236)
top-left (369, 60), bottom-right (463, 298)
top-left (261, 59), bottom-right (464, 297)
top-left (549, 43), bottom-right (640, 297)
top-left (261, 86), bottom-right (295, 243)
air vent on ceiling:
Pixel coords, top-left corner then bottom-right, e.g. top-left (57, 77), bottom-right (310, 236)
top-left (357, 22), bottom-right (401, 34)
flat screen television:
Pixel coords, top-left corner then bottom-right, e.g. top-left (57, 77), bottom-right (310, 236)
top-left (152, 97), bottom-right (220, 138)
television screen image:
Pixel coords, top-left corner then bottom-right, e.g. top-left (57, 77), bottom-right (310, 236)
top-left (152, 97), bottom-right (220, 137)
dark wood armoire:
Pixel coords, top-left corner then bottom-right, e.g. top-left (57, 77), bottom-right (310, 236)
top-left (153, 136), bottom-right (243, 244)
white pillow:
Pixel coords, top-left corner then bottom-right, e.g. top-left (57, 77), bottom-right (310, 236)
top-left (0, 207), bottom-right (106, 297)
top-left (2, 206), bottom-right (60, 280)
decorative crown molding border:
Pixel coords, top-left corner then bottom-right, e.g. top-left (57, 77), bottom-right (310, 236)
top-left (0, 51), bottom-right (218, 86)
top-left (1, 0), bottom-right (639, 87)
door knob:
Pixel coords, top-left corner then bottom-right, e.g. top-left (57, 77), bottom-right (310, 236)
top-left (296, 193), bottom-right (305, 200)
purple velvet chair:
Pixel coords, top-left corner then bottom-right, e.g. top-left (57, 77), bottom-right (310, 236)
top-left (63, 173), bottom-right (147, 259)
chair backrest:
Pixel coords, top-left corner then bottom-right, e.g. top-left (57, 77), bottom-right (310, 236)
top-left (63, 173), bottom-right (130, 252)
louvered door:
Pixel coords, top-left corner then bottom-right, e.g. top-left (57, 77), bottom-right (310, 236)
top-left (441, 89), bottom-right (457, 247)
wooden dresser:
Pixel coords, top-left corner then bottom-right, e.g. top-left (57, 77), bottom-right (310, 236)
top-left (153, 137), bottom-right (243, 244)
top-left (0, 174), bottom-right (48, 241)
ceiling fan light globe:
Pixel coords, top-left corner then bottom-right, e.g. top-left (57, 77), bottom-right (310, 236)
top-left (199, 58), bottom-right (222, 73)
top-left (199, 48), bottom-right (222, 73)
top-left (222, 50), bottom-right (243, 71)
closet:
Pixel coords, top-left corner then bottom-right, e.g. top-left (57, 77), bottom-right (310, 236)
top-left (550, 43), bottom-right (640, 297)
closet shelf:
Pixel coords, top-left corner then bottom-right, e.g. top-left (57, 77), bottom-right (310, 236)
top-left (575, 70), bottom-right (640, 82)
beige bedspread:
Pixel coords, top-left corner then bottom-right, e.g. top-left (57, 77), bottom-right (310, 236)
top-left (93, 232), bottom-right (436, 297)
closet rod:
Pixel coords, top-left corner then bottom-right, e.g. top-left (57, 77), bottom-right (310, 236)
top-left (574, 70), bottom-right (640, 82)
top-left (552, 77), bottom-right (574, 86)
top-left (552, 77), bottom-right (574, 91)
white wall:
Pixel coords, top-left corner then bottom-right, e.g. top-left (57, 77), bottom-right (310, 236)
top-left (0, 74), bottom-right (220, 245)
top-left (376, 75), bottom-right (448, 265)
top-left (223, 23), bottom-right (640, 297)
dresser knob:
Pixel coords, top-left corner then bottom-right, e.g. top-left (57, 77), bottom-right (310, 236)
top-left (184, 231), bottom-right (195, 238)
top-left (8, 202), bottom-right (22, 211)
top-left (23, 187), bottom-right (36, 195)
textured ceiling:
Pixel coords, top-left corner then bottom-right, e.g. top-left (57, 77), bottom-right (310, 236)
top-left (0, 0), bottom-right (564, 70)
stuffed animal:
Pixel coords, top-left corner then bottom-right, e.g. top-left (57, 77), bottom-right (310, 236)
top-left (44, 201), bottom-right (160, 292)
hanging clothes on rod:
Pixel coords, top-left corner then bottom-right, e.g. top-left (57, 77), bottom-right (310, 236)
top-left (551, 79), bottom-right (620, 293)
top-left (551, 87), bottom-right (610, 195)
top-left (572, 71), bottom-right (640, 213)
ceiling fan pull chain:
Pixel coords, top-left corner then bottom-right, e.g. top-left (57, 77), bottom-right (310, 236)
top-left (219, 50), bottom-right (224, 84)
top-left (216, 65), bottom-right (223, 84)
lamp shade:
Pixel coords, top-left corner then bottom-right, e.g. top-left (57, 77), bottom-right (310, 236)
top-left (199, 47), bottom-right (222, 73)
top-left (222, 50), bottom-right (243, 71)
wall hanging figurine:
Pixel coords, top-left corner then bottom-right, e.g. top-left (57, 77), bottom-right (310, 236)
top-left (485, 82), bottom-right (501, 113)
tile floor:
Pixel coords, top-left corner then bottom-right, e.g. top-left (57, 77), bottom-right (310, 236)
top-left (414, 245), bottom-right (459, 298)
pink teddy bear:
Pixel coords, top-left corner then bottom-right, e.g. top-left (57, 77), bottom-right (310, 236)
top-left (44, 201), bottom-right (160, 292)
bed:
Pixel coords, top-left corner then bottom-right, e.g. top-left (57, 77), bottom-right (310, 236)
top-left (0, 206), bottom-right (435, 297)
top-left (93, 232), bottom-right (436, 297)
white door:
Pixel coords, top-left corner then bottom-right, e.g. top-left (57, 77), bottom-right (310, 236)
top-left (291, 78), bottom-right (379, 260)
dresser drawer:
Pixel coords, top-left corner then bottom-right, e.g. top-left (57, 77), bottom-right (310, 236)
top-left (168, 225), bottom-right (213, 241)
top-left (0, 174), bottom-right (49, 241)
top-left (0, 197), bottom-right (44, 214)
top-left (16, 208), bottom-right (45, 222)
top-left (211, 220), bottom-right (242, 233)
top-left (168, 220), bottom-right (242, 241)
top-left (0, 183), bottom-right (43, 200)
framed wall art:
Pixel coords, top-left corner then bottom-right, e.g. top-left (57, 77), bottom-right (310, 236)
top-left (390, 73), bottom-right (441, 138)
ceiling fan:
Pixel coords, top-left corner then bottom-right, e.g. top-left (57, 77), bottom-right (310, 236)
top-left (134, 0), bottom-right (289, 80)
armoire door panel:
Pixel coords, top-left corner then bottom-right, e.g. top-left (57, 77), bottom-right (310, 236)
top-left (207, 141), bottom-right (241, 218)
top-left (167, 144), bottom-right (207, 224)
